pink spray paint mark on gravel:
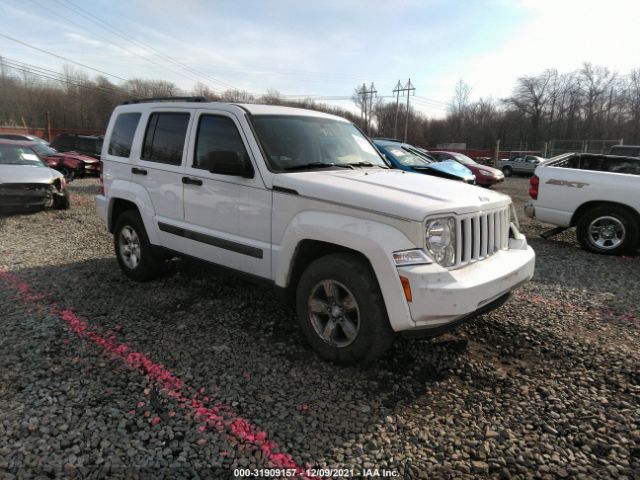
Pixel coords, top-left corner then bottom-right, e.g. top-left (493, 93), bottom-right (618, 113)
top-left (0, 268), bottom-right (317, 479)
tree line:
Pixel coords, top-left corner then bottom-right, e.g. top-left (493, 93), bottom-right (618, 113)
top-left (1, 57), bottom-right (639, 150)
top-left (372, 63), bottom-right (640, 150)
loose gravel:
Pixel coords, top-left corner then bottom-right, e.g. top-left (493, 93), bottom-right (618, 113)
top-left (0, 177), bottom-right (638, 479)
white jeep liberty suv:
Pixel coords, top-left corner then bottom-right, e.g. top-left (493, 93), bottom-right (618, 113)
top-left (96, 98), bottom-right (535, 364)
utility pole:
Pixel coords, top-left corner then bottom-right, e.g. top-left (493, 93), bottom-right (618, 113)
top-left (358, 82), bottom-right (377, 136)
top-left (359, 83), bottom-right (366, 124)
top-left (392, 80), bottom-right (403, 139)
top-left (45, 111), bottom-right (51, 142)
top-left (403, 78), bottom-right (415, 143)
top-left (366, 82), bottom-right (377, 136)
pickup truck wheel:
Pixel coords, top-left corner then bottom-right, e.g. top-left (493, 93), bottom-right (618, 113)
top-left (296, 253), bottom-right (395, 364)
top-left (114, 210), bottom-right (163, 281)
top-left (576, 206), bottom-right (639, 255)
top-left (502, 166), bottom-right (513, 177)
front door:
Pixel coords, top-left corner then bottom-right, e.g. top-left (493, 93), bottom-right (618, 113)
top-left (182, 110), bottom-right (271, 279)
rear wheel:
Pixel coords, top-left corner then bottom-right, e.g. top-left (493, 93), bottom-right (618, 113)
top-left (576, 205), bottom-right (639, 255)
top-left (295, 253), bottom-right (395, 364)
top-left (502, 166), bottom-right (513, 177)
top-left (113, 210), bottom-right (163, 281)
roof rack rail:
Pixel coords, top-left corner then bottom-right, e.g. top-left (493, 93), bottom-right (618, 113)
top-left (121, 96), bottom-right (209, 105)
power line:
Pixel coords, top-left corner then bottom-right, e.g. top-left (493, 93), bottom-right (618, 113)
top-left (0, 33), bottom-right (128, 82)
top-left (24, 0), bottom-right (219, 91)
top-left (414, 95), bottom-right (449, 107)
top-left (56, 0), bottom-right (238, 92)
top-left (0, 59), bottom-right (124, 96)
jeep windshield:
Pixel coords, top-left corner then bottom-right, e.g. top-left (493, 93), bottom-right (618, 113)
top-left (250, 115), bottom-right (388, 171)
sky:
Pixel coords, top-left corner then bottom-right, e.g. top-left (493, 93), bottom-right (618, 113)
top-left (1, 0), bottom-right (639, 118)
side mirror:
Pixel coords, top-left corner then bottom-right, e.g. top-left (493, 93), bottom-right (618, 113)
top-left (200, 151), bottom-right (254, 178)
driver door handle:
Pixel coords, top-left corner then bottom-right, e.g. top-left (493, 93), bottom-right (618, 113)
top-left (182, 176), bottom-right (203, 186)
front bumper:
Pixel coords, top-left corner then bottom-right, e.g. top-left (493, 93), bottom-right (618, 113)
top-left (477, 173), bottom-right (504, 186)
top-left (396, 235), bottom-right (535, 332)
top-left (0, 183), bottom-right (54, 211)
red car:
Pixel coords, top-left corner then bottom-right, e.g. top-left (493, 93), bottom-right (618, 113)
top-left (24, 141), bottom-right (100, 179)
top-left (429, 151), bottom-right (505, 187)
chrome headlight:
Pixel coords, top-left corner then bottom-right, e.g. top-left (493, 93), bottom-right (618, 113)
top-left (425, 217), bottom-right (456, 267)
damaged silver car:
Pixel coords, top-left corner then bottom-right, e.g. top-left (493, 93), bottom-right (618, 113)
top-left (0, 140), bottom-right (70, 212)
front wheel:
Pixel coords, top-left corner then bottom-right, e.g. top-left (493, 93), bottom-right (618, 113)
top-left (295, 253), bottom-right (395, 364)
top-left (576, 206), bottom-right (639, 255)
top-left (113, 210), bottom-right (163, 281)
top-left (53, 190), bottom-right (70, 210)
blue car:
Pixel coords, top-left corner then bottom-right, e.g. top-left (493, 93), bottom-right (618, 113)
top-left (373, 139), bottom-right (476, 184)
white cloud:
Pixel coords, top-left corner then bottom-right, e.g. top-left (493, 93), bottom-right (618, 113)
top-left (463, 0), bottom-right (640, 100)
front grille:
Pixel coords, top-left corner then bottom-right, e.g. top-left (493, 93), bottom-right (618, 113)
top-left (455, 206), bottom-right (510, 267)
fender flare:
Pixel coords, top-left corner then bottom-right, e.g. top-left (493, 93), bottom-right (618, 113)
top-left (275, 211), bottom-right (417, 332)
top-left (107, 180), bottom-right (160, 245)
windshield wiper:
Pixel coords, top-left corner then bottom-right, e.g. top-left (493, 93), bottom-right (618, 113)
top-left (283, 162), bottom-right (354, 171)
top-left (344, 162), bottom-right (388, 169)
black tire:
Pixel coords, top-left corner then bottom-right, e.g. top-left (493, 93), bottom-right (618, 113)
top-left (295, 253), bottom-right (395, 364)
top-left (502, 166), bottom-right (512, 177)
top-left (576, 205), bottom-right (639, 255)
top-left (53, 190), bottom-right (70, 210)
top-left (113, 209), bottom-right (163, 281)
top-left (58, 167), bottom-right (74, 182)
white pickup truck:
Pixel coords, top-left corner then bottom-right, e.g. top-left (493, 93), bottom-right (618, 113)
top-left (96, 99), bottom-right (535, 364)
top-left (525, 153), bottom-right (640, 255)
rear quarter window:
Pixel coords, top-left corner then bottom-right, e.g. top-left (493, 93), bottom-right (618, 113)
top-left (141, 113), bottom-right (190, 165)
top-left (610, 146), bottom-right (640, 157)
top-left (108, 113), bottom-right (141, 158)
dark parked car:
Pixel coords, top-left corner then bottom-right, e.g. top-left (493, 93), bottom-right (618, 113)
top-left (373, 139), bottom-right (476, 184)
top-left (608, 145), bottom-right (640, 157)
top-left (0, 140), bottom-right (70, 211)
top-left (50, 134), bottom-right (104, 159)
top-left (0, 133), bottom-right (49, 144)
top-left (430, 151), bottom-right (504, 187)
top-left (25, 141), bottom-right (100, 179)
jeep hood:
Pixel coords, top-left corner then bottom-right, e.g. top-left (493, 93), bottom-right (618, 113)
top-left (0, 164), bottom-right (62, 184)
top-left (273, 169), bottom-right (510, 221)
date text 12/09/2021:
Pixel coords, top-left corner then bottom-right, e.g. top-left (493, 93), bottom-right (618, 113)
top-left (233, 468), bottom-right (400, 477)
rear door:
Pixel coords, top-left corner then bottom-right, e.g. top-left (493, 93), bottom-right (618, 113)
top-left (131, 109), bottom-right (193, 252)
top-left (181, 109), bottom-right (271, 279)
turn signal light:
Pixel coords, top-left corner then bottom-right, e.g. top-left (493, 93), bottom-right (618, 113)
top-left (399, 275), bottom-right (412, 303)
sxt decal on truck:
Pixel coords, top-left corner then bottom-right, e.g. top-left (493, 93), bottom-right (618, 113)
top-left (546, 179), bottom-right (589, 188)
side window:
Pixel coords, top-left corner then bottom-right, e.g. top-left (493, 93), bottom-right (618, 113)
top-left (77, 138), bottom-right (93, 152)
top-left (608, 159), bottom-right (640, 175)
top-left (108, 113), bottom-right (141, 158)
top-left (56, 136), bottom-right (74, 150)
top-left (193, 115), bottom-right (249, 169)
top-left (142, 112), bottom-right (190, 165)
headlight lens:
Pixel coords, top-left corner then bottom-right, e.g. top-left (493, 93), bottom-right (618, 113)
top-left (393, 249), bottom-right (432, 266)
top-left (425, 217), bottom-right (456, 267)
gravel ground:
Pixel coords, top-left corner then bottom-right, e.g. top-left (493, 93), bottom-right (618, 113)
top-left (0, 177), bottom-right (638, 479)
